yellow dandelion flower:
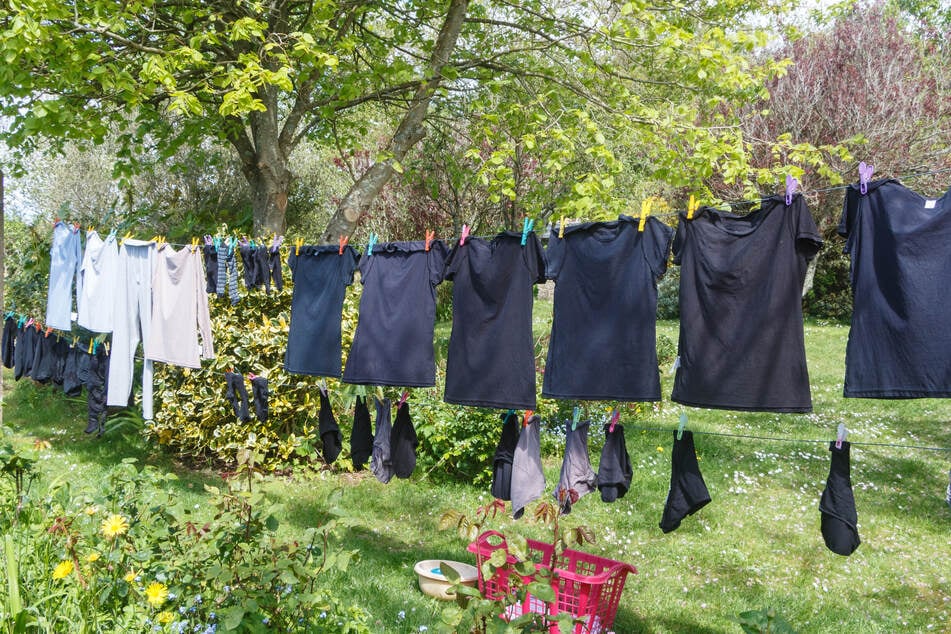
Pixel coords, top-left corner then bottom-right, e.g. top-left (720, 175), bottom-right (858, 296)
top-left (100, 514), bottom-right (129, 538)
top-left (145, 582), bottom-right (169, 608)
top-left (156, 611), bottom-right (174, 624)
top-left (85, 552), bottom-right (101, 563)
top-left (656, 446), bottom-right (664, 452)
top-left (124, 570), bottom-right (137, 583)
top-left (52, 560), bottom-right (74, 580)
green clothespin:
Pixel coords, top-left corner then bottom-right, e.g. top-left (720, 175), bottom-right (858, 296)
top-left (572, 406), bottom-right (581, 431)
top-left (677, 412), bottom-right (688, 440)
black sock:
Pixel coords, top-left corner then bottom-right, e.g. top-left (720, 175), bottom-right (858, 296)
top-left (251, 376), bottom-right (269, 422)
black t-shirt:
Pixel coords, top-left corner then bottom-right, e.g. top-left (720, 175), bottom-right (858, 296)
top-left (443, 231), bottom-right (546, 409)
top-left (672, 195), bottom-right (822, 412)
top-left (839, 179), bottom-right (951, 397)
top-left (543, 216), bottom-right (672, 401)
top-left (343, 240), bottom-right (448, 387)
top-left (284, 245), bottom-right (359, 377)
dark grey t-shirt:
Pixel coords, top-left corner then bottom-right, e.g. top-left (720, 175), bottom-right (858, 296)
top-left (671, 195), bottom-right (822, 412)
top-left (543, 215), bottom-right (672, 401)
top-left (443, 231), bottom-right (546, 409)
top-left (839, 179), bottom-right (951, 397)
top-left (343, 240), bottom-right (448, 387)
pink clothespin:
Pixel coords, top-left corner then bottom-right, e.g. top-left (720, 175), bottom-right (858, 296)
top-left (396, 391), bottom-right (409, 410)
top-left (459, 224), bottom-right (470, 246)
top-left (25, 318), bottom-right (34, 328)
top-left (835, 423), bottom-right (848, 450)
top-left (248, 373), bottom-right (257, 380)
top-left (785, 175), bottom-right (798, 206)
top-left (608, 408), bottom-right (620, 433)
top-left (859, 162), bottom-right (875, 195)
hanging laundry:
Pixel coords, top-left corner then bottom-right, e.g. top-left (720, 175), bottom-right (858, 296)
top-left (659, 430), bottom-right (711, 533)
top-left (239, 242), bottom-right (262, 290)
top-left (350, 395), bottom-right (373, 471)
top-left (510, 414), bottom-right (545, 519)
top-left (63, 342), bottom-right (89, 397)
top-left (250, 376), bottom-right (269, 422)
top-left (671, 196), bottom-right (822, 412)
top-left (819, 441), bottom-right (861, 556)
top-left (216, 238), bottom-right (240, 304)
top-left (202, 242), bottom-right (218, 294)
top-left (50, 336), bottom-right (68, 387)
top-left (263, 244), bottom-right (284, 292)
top-left (29, 330), bottom-right (56, 384)
top-left (13, 324), bottom-right (37, 381)
top-left (343, 240), bottom-right (448, 387)
top-left (491, 411), bottom-right (520, 501)
top-left (443, 231), bottom-right (546, 409)
top-left (84, 346), bottom-right (110, 435)
top-left (543, 216), bottom-right (673, 401)
top-left (597, 421), bottom-right (633, 503)
top-left (77, 230), bottom-right (119, 333)
top-left (390, 400), bottom-right (418, 479)
top-left (45, 221), bottom-right (83, 331)
top-left (145, 245), bottom-right (215, 369)
top-left (370, 397), bottom-right (394, 484)
top-left (839, 179), bottom-right (951, 397)
top-left (318, 390), bottom-right (343, 464)
top-left (2, 315), bottom-right (17, 369)
top-left (225, 372), bottom-right (251, 422)
top-left (284, 245), bottom-right (359, 377)
top-left (107, 239), bottom-right (156, 420)
top-left (554, 418), bottom-right (598, 515)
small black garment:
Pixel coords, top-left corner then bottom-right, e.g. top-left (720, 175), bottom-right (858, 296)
top-left (318, 390), bottom-right (343, 464)
top-left (1, 317), bottom-right (16, 369)
top-left (370, 397), bottom-right (394, 484)
top-left (63, 345), bottom-right (89, 397)
top-left (390, 401), bottom-right (418, 479)
top-left (510, 414), bottom-right (545, 519)
top-left (350, 396), bottom-right (373, 471)
top-left (13, 325), bottom-right (38, 381)
top-left (224, 372), bottom-right (251, 422)
top-left (203, 244), bottom-right (218, 294)
top-left (85, 347), bottom-right (110, 435)
top-left (51, 336), bottom-right (69, 386)
top-left (659, 431), bottom-right (711, 533)
top-left (598, 423), bottom-right (633, 503)
top-left (554, 419), bottom-right (597, 515)
top-left (819, 441), bottom-right (861, 556)
top-left (250, 376), bottom-right (269, 422)
top-left (491, 411), bottom-right (520, 501)
top-left (239, 244), bottom-right (260, 289)
top-left (265, 247), bottom-right (284, 292)
top-left (30, 331), bottom-right (56, 384)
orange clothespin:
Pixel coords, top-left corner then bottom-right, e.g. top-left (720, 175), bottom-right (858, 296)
top-left (558, 215), bottom-right (565, 239)
top-left (44, 326), bottom-right (53, 338)
top-left (523, 410), bottom-right (534, 427)
top-left (425, 230), bottom-right (435, 252)
top-left (687, 195), bottom-right (699, 220)
top-left (338, 235), bottom-right (349, 255)
top-left (638, 198), bottom-right (651, 232)
top-left (33, 321), bottom-right (42, 332)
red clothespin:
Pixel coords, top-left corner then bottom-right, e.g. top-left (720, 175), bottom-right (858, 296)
top-left (396, 391), bottom-right (409, 410)
top-left (459, 224), bottom-right (470, 246)
top-left (522, 410), bottom-right (534, 428)
top-left (608, 408), bottom-right (620, 433)
top-left (425, 230), bottom-right (435, 252)
top-left (835, 423), bottom-right (848, 450)
top-left (338, 235), bottom-right (348, 255)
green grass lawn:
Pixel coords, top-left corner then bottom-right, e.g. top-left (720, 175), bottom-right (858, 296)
top-left (2, 316), bottom-right (950, 633)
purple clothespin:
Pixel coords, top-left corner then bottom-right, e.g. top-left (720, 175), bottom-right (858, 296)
top-left (859, 162), bottom-right (874, 195)
top-left (785, 175), bottom-right (798, 206)
top-left (204, 235), bottom-right (213, 246)
top-left (835, 423), bottom-right (848, 450)
top-left (608, 408), bottom-right (620, 433)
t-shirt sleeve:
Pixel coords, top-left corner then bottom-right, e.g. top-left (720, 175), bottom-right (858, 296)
top-left (341, 247), bottom-right (359, 285)
top-left (671, 213), bottom-right (689, 266)
top-left (524, 233), bottom-right (547, 284)
top-left (545, 231), bottom-right (566, 281)
top-left (356, 249), bottom-right (373, 286)
top-left (794, 197), bottom-right (823, 260)
top-left (428, 240), bottom-right (449, 287)
top-left (642, 218), bottom-right (674, 279)
top-left (838, 186), bottom-right (860, 254)
top-left (443, 241), bottom-right (462, 282)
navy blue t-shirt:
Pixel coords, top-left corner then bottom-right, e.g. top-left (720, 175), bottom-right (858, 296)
top-left (443, 231), bottom-right (546, 409)
top-left (839, 179), bottom-right (951, 397)
top-left (343, 240), bottom-right (448, 387)
top-left (543, 215), bottom-right (673, 401)
top-left (284, 245), bottom-right (359, 377)
top-left (671, 195), bottom-right (822, 412)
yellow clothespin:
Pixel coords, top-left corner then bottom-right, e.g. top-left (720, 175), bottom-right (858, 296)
top-left (71, 336), bottom-right (80, 348)
top-left (687, 195), bottom-right (699, 220)
top-left (88, 339), bottom-right (94, 354)
top-left (638, 198), bottom-right (652, 232)
top-left (558, 215), bottom-right (565, 239)
top-left (121, 231), bottom-right (133, 245)
top-left (295, 237), bottom-right (303, 256)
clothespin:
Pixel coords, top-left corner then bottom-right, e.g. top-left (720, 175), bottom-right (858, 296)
top-left (687, 195), bottom-right (699, 220)
top-left (522, 410), bottom-right (534, 428)
top-left (459, 224), bottom-right (470, 246)
top-left (248, 373), bottom-right (257, 380)
top-left (835, 423), bottom-right (848, 450)
top-left (506, 409), bottom-right (516, 420)
top-left (571, 406), bottom-right (581, 431)
top-left (272, 235), bottom-right (284, 252)
top-left (859, 161), bottom-right (874, 195)
top-left (677, 412), bottom-right (688, 441)
top-left (191, 237), bottom-right (199, 247)
top-left (366, 233), bottom-right (378, 256)
top-left (17, 316), bottom-right (26, 328)
top-left (71, 336), bottom-right (80, 348)
top-left (425, 230), bottom-right (435, 252)
top-left (520, 217), bottom-right (535, 246)
top-left (396, 391), bottom-right (409, 410)
top-left (295, 237), bottom-right (303, 256)
top-left (25, 318), bottom-right (33, 328)
top-left (608, 408), bottom-right (620, 433)
top-left (121, 231), bottom-right (133, 246)
top-left (33, 321), bottom-right (41, 332)
top-left (338, 235), bottom-right (349, 255)
top-left (638, 199), bottom-right (651, 232)
top-left (88, 339), bottom-right (95, 354)
top-left (558, 215), bottom-right (566, 239)
top-left (204, 234), bottom-right (213, 246)
top-left (44, 326), bottom-right (53, 338)
top-left (318, 379), bottom-right (328, 396)
top-left (785, 174), bottom-right (798, 206)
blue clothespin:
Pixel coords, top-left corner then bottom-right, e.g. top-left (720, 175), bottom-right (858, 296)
top-left (506, 409), bottom-right (516, 419)
top-left (785, 175), bottom-right (798, 206)
top-left (677, 412), bottom-right (688, 441)
top-left (571, 406), bottom-right (581, 431)
top-left (367, 233), bottom-right (378, 256)
top-left (17, 315), bottom-right (27, 328)
top-left (521, 217), bottom-right (535, 246)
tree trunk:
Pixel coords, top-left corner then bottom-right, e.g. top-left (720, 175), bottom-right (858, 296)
top-left (320, 0), bottom-right (470, 243)
top-left (247, 163), bottom-right (292, 237)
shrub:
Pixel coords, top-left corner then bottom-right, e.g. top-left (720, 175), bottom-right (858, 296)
top-left (655, 265), bottom-right (680, 320)
top-left (803, 244), bottom-right (852, 322)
